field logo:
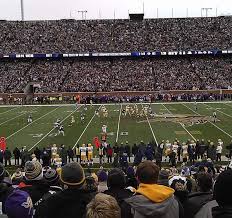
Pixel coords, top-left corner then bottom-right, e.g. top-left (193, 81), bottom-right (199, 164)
top-left (29, 133), bottom-right (43, 138)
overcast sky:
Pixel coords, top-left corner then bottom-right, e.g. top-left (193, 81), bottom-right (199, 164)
top-left (0, 0), bottom-right (231, 21)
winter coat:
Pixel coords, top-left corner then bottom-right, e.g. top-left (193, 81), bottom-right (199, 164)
top-left (125, 145), bottom-right (131, 155)
top-left (67, 148), bottom-right (74, 158)
top-left (184, 192), bottom-right (214, 218)
top-left (145, 146), bottom-right (154, 160)
top-left (13, 147), bottom-right (21, 158)
top-left (207, 146), bottom-right (217, 161)
top-left (132, 145), bottom-right (139, 156)
top-left (37, 188), bottom-right (94, 218)
top-left (212, 206), bottom-right (232, 218)
top-left (3, 150), bottom-right (11, 160)
top-left (122, 183), bottom-right (179, 218)
top-left (19, 180), bottom-right (50, 205)
top-left (34, 148), bottom-right (41, 160)
top-left (195, 200), bottom-right (218, 218)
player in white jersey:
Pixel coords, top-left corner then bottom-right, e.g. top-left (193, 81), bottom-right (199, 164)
top-left (165, 140), bottom-right (172, 162)
top-left (102, 125), bottom-right (107, 134)
top-left (54, 119), bottom-right (61, 129)
top-left (68, 116), bottom-right (75, 126)
top-left (87, 144), bottom-right (93, 166)
top-left (27, 114), bottom-right (32, 124)
top-left (172, 142), bottom-right (179, 155)
top-left (102, 107), bottom-right (108, 118)
top-left (218, 139), bottom-right (223, 147)
top-left (51, 144), bottom-right (58, 159)
top-left (80, 144), bottom-right (87, 164)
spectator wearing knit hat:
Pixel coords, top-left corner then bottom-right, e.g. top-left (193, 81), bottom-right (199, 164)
top-left (35, 169), bottom-right (62, 217)
top-left (121, 161), bottom-right (180, 218)
top-left (212, 169), bottom-right (232, 218)
top-left (104, 168), bottom-right (133, 213)
top-left (97, 169), bottom-right (108, 193)
top-left (5, 189), bottom-right (34, 218)
top-left (38, 162), bottom-right (95, 218)
top-left (19, 161), bottom-right (49, 205)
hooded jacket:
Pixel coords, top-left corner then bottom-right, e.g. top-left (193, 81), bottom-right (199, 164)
top-left (184, 191), bottom-right (214, 218)
top-left (123, 183), bottom-right (179, 218)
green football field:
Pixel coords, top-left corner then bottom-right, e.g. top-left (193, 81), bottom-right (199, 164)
top-left (0, 102), bottom-right (232, 154)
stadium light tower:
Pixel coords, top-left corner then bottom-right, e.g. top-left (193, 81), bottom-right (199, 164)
top-left (20, 0), bottom-right (25, 21)
top-left (201, 8), bottom-right (212, 17)
top-left (78, 10), bottom-right (88, 20)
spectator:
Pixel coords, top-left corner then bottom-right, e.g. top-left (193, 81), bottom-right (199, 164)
top-left (38, 162), bottom-right (94, 218)
top-left (104, 168), bottom-right (133, 209)
top-left (86, 193), bottom-right (121, 218)
top-left (5, 189), bottom-right (34, 218)
top-left (184, 172), bottom-right (215, 218)
top-left (122, 161), bottom-right (179, 218)
top-left (19, 161), bottom-right (49, 205)
top-left (212, 169), bottom-right (232, 218)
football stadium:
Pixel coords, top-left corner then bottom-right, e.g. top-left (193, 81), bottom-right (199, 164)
top-left (0, 0), bottom-right (232, 217)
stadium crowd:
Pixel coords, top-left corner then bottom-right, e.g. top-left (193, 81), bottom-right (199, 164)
top-left (1, 17), bottom-right (232, 53)
top-left (0, 153), bottom-right (232, 217)
top-left (0, 56), bottom-right (232, 94)
top-left (1, 17), bottom-right (232, 93)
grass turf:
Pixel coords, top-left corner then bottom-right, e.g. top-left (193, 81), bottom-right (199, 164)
top-left (0, 102), bottom-right (232, 155)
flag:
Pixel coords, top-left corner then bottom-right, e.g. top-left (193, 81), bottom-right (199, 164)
top-left (0, 137), bottom-right (6, 151)
top-left (93, 137), bottom-right (100, 149)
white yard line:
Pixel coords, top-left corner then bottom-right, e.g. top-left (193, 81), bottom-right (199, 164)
top-left (6, 106), bottom-right (60, 140)
top-left (0, 107), bottom-right (18, 115)
top-left (182, 103), bottom-right (232, 139)
top-left (28, 106), bottom-right (82, 152)
top-left (142, 105), bottom-right (159, 145)
top-left (204, 103), bottom-right (232, 118)
top-left (162, 104), bottom-right (196, 141)
top-left (72, 105), bottom-right (102, 149)
top-left (0, 107), bottom-right (37, 126)
top-left (115, 104), bottom-right (122, 143)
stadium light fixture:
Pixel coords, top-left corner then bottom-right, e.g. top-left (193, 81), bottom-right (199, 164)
top-left (201, 8), bottom-right (212, 17)
top-left (20, 0), bottom-right (24, 21)
top-left (78, 10), bottom-right (88, 20)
